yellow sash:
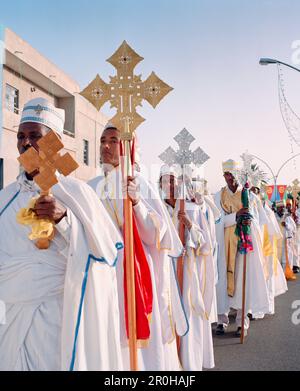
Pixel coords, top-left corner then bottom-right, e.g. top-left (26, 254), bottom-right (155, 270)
top-left (262, 225), bottom-right (273, 279)
top-left (277, 224), bottom-right (284, 262)
top-left (220, 187), bottom-right (242, 297)
top-left (263, 225), bottom-right (273, 257)
top-left (273, 238), bottom-right (278, 277)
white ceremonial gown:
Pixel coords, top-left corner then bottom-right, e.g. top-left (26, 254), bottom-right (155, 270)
top-left (164, 199), bottom-right (215, 371)
top-left (279, 214), bottom-right (297, 270)
top-left (88, 167), bottom-right (188, 371)
top-left (0, 172), bottom-right (123, 371)
top-left (214, 188), bottom-right (270, 328)
top-left (295, 208), bottom-right (300, 268)
top-left (200, 196), bottom-right (220, 324)
top-left (262, 202), bottom-right (287, 314)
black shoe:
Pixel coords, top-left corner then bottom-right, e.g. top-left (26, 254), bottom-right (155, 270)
top-left (215, 324), bottom-right (226, 335)
top-left (235, 327), bottom-right (248, 337)
top-left (248, 313), bottom-right (256, 321)
top-left (293, 266), bottom-right (300, 274)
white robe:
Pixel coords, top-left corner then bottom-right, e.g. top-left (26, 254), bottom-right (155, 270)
top-left (295, 209), bottom-right (300, 268)
top-left (296, 233), bottom-right (300, 268)
top-left (88, 168), bottom-right (188, 371)
top-left (0, 172), bottom-right (123, 371)
top-left (201, 197), bottom-right (220, 324)
top-left (262, 202), bottom-right (287, 314)
top-left (280, 214), bottom-right (297, 269)
top-left (290, 218), bottom-right (299, 269)
top-left (164, 199), bottom-right (215, 371)
top-left (214, 188), bottom-right (270, 321)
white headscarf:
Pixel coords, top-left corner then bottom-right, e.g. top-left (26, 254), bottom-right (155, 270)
top-left (159, 164), bottom-right (179, 179)
top-left (20, 97), bottom-right (65, 136)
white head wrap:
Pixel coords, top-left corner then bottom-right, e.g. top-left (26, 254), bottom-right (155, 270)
top-left (103, 122), bottom-right (117, 131)
top-left (20, 97), bottom-right (65, 136)
top-left (159, 164), bottom-right (179, 180)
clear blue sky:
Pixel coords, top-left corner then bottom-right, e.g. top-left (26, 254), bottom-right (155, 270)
top-left (1, 0), bottom-right (300, 191)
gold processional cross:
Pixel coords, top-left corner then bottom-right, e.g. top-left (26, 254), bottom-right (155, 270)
top-left (80, 40), bottom-right (173, 139)
top-left (80, 41), bottom-right (173, 371)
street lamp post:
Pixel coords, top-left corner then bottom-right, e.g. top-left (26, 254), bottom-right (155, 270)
top-left (249, 153), bottom-right (300, 201)
top-left (258, 57), bottom-right (300, 201)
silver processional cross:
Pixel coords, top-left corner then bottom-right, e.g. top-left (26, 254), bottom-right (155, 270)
top-left (158, 127), bottom-right (210, 343)
top-left (159, 128), bottom-right (210, 195)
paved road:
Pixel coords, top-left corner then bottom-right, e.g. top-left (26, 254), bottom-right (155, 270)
top-left (211, 277), bottom-right (300, 371)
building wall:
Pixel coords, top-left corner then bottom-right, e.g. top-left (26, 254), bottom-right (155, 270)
top-left (0, 28), bottom-right (108, 189)
top-left (2, 65), bottom-right (58, 185)
top-left (74, 94), bottom-right (107, 181)
top-left (0, 25), bottom-right (5, 187)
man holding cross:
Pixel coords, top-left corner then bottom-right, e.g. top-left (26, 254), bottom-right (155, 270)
top-left (159, 165), bottom-right (215, 371)
top-left (214, 159), bottom-right (269, 337)
top-left (0, 98), bottom-right (124, 371)
top-left (88, 124), bottom-right (188, 371)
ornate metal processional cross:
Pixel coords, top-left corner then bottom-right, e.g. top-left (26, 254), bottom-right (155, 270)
top-left (80, 40), bottom-right (173, 140)
top-left (80, 41), bottom-right (173, 371)
top-left (159, 128), bottom-right (210, 175)
top-left (158, 128), bottom-right (209, 353)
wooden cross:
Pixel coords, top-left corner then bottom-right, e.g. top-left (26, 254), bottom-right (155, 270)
top-left (80, 41), bottom-right (173, 371)
top-left (18, 130), bottom-right (79, 193)
top-left (18, 130), bottom-right (79, 248)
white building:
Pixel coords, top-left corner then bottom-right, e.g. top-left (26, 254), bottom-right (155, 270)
top-left (0, 26), bottom-right (108, 189)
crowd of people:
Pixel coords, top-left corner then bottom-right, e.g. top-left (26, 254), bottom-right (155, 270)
top-left (0, 97), bottom-right (298, 371)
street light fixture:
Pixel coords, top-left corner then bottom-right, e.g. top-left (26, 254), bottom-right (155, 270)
top-left (259, 58), bottom-right (277, 65)
top-left (259, 57), bottom-right (300, 73)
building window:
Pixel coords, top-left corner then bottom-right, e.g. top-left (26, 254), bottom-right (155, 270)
top-left (58, 97), bottom-right (75, 137)
top-left (83, 139), bottom-right (89, 166)
top-left (5, 84), bottom-right (19, 114)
